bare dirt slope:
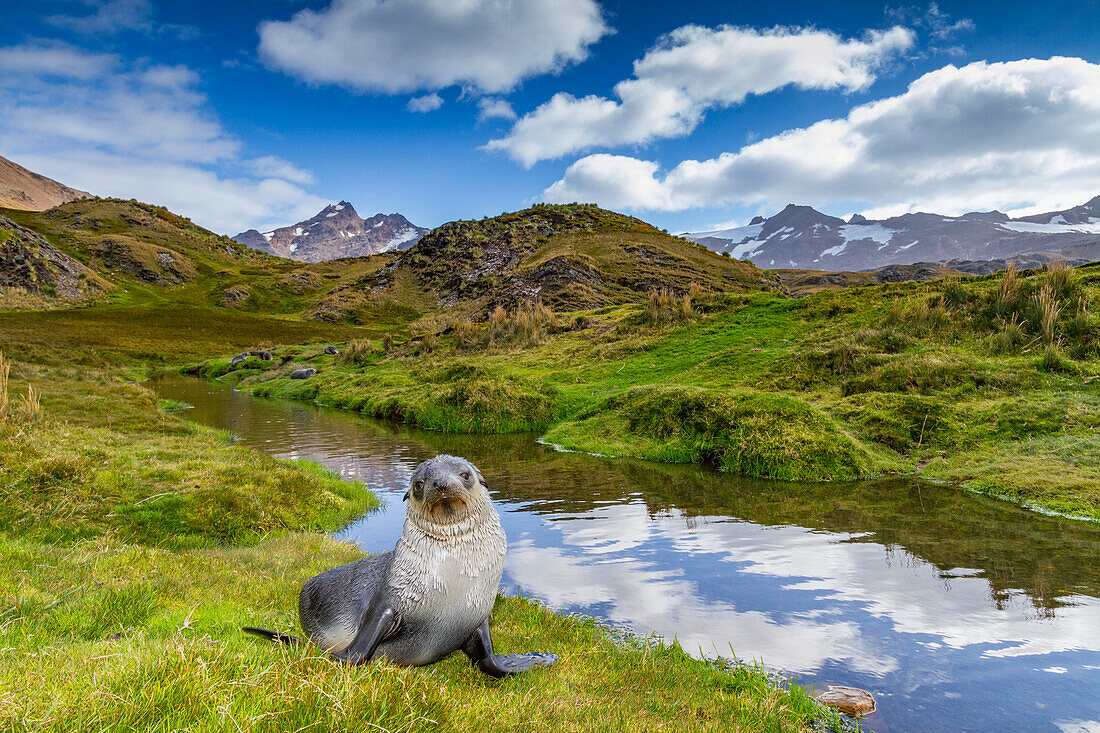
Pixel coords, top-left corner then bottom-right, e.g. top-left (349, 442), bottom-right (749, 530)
top-left (0, 154), bottom-right (90, 211)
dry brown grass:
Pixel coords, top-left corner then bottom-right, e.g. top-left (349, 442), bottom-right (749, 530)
top-left (484, 300), bottom-right (558, 348)
top-left (338, 339), bottom-right (375, 367)
top-left (0, 286), bottom-right (52, 310)
top-left (415, 332), bottom-right (436, 355)
top-left (17, 384), bottom-right (41, 421)
top-left (645, 288), bottom-right (695, 325)
top-left (1034, 282), bottom-right (1062, 346)
top-left (998, 262), bottom-right (1020, 304)
top-left (0, 351), bottom-right (8, 418)
top-left (454, 322), bottom-right (482, 350)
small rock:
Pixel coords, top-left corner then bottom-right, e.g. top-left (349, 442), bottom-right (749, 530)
top-left (107, 626), bottom-right (135, 641)
top-left (816, 686), bottom-right (876, 718)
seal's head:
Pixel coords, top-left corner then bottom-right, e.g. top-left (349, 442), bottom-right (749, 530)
top-left (404, 455), bottom-right (491, 527)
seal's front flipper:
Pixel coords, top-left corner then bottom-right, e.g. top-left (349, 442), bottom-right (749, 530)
top-left (330, 603), bottom-right (397, 666)
top-left (461, 618), bottom-right (559, 679)
top-left (242, 626), bottom-right (302, 645)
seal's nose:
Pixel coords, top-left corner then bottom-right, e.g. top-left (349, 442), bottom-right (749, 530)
top-left (424, 478), bottom-right (450, 503)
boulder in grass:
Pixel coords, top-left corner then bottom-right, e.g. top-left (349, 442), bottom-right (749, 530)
top-left (816, 686), bottom-right (876, 718)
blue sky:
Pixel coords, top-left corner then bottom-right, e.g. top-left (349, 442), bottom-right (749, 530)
top-left (1, 0), bottom-right (1099, 235)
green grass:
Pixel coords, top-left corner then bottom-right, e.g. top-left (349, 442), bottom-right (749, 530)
top-left (208, 267), bottom-right (1100, 520)
top-left (0, 343), bottom-right (838, 731)
top-left (0, 533), bottom-right (834, 732)
top-left (0, 362), bottom-right (376, 548)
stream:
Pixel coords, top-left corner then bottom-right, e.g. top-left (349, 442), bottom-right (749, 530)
top-left (151, 375), bottom-right (1100, 732)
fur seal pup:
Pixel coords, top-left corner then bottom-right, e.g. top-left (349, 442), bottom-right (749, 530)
top-left (230, 352), bottom-right (248, 366)
top-left (244, 455), bottom-right (558, 678)
top-left (289, 367), bottom-right (317, 379)
top-left (323, 345), bottom-right (339, 355)
top-left (249, 350), bottom-right (273, 361)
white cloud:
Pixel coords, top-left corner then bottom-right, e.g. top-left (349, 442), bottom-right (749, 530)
top-left (477, 97), bottom-right (517, 122)
top-left (543, 57), bottom-right (1100, 217)
top-left (487, 24), bottom-right (914, 166)
top-left (46, 0), bottom-right (155, 34)
top-left (0, 42), bottom-right (325, 233)
top-left (257, 0), bottom-right (609, 94)
top-left (0, 41), bottom-right (117, 78)
top-left (45, 0), bottom-right (199, 39)
top-left (246, 155), bottom-right (317, 185)
top-left (406, 92), bottom-right (443, 113)
top-left (886, 2), bottom-right (974, 52)
top-left (544, 154), bottom-right (673, 210)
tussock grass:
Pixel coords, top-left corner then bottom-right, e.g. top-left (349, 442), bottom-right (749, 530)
top-left (253, 363), bottom-right (568, 434)
top-left (644, 287), bottom-right (694, 325)
top-left (485, 299), bottom-right (558, 348)
top-left (17, 383), bottom-right (40, 421)
top-left (546, 385), bottom-right (892, 481)
top-left (338, 338), bottom-right (376, 366)
top-left (193, 265), bottom-right (1100, 513)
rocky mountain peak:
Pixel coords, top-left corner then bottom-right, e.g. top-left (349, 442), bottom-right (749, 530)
top-left (232, 202), bottom-right (428, 262)
top-left (961, 210), bottom-right (1009, 223)
top-left (680, 194), bottom-right (1100, 271)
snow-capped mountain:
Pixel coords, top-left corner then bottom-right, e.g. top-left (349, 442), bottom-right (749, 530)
top-left (682, 197), bottom-right (1100, 271)
top-left (233, 202), bottom-right (428, 262)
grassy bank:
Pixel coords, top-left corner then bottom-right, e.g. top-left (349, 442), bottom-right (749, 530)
top-left (0, 351), bottom-right (838, 731)
top-left (205, 265), bottom-right (1100, 520)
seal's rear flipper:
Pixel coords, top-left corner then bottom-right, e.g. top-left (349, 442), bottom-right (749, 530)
top-left (461, 618), bottom-right (558, 678)
top-left (242, 626), bottom-right (302, 645)
top-left (329, 603), bottom-right (397, 666)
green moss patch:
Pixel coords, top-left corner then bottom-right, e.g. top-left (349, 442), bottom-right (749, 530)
top-left (546, 385), bottom-right (893, 481)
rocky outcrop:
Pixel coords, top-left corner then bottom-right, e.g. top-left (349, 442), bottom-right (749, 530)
top-left (0, 214), bottom-right (100, 299)
top-left (92, 236), bottom-right (196, 284)
top-left (217, 287), bottom-right (250, 308)
top-left (384, 205), bottom-right (656, 310)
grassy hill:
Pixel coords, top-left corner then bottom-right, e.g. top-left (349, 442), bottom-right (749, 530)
top-left (369, 203), bottom-right (775, 313)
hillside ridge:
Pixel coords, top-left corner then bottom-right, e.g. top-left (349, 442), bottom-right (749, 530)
top-left (0, 154), bottom-right (90, 211)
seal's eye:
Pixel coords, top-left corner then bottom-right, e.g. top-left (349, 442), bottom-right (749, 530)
top-left (460, 471), bottom-right (471, 482)
top-left (414, 480), bottom-right (424, 492)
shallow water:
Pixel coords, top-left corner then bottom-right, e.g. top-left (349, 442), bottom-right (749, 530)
top-left (152, 375), bottom-right (1100, 733)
